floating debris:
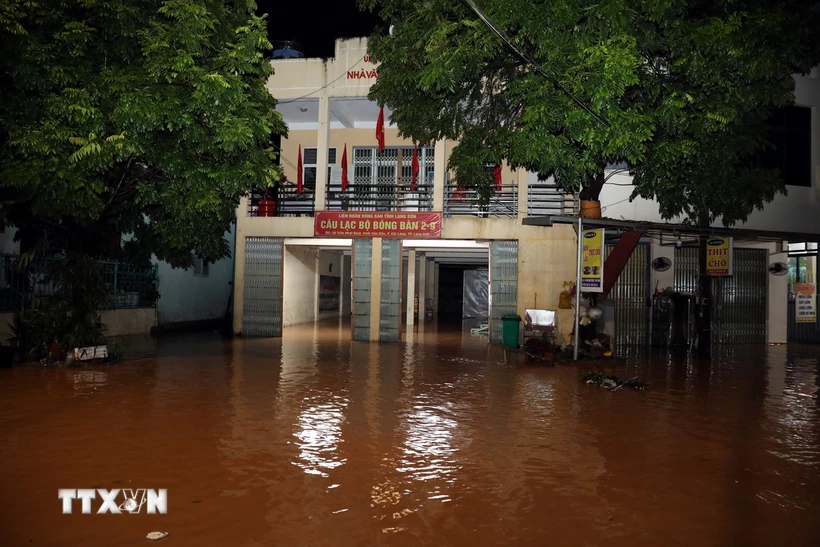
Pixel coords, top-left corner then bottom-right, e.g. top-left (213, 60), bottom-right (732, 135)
top-left (582, 370), bottom-right (650, 391)
top-left (146, 531), bottom-right (168, 541)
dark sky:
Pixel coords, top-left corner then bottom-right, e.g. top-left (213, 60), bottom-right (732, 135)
top-left (256, 0), bottom-right (385, 58)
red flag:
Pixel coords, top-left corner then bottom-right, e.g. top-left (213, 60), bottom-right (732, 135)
top-left (341, 144), bottom-right (349, 191)
top-left (493, 164), bottom-right (502, 192)
top-left (296, 144), bottom-right (303, 193)
top-left (454, 180), bottom-right (466, 202)
top-left (376, 107), bottom-right (385, 152)
top-left (411, 146), bottom-right (419, 192)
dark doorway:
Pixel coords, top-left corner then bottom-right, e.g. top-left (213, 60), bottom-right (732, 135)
top-left (437, 265), bottom-right (488, 322)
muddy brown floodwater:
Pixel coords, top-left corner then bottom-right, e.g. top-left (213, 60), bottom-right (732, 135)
top-left (1, 320), bottom-right (820, 546)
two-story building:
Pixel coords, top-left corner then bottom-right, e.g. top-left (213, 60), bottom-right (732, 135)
top-left (233, 38), bottom-right (820, 348)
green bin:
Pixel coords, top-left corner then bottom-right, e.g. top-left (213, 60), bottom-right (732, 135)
top-left (501, 314), bottom-right (522, 348)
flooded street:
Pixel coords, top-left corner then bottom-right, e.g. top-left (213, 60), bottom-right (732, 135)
top-left (2, 321), bottom-right (820, 546)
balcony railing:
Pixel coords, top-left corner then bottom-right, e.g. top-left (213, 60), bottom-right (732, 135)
top-left (326, 182), bottom-right (434, 212)
top-left (527, 181), bottom-right (578, 216)
top-left (0, 254), bottom-right (158, 312)
top-left (444, 183), bottom-right (518, 218)
top-left (247, 185), bottom-right (315, 217)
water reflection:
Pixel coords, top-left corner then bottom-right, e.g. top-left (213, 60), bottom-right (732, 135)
top-left (293, 394), bottom-right (349, 477)
top-left (72, 370), bottom-right (108, 395)
top-left (397, 398), bottom-right (459, 490)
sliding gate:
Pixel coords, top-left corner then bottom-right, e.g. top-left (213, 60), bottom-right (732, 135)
top-left (605, 243), bottom-right (650, 348)
top-left (242, 237), bottom-right (283, 337)
top-left (674, 247), bottom-right (767, 344)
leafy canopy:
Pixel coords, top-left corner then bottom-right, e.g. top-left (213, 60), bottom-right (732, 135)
top-left (362, 0), bottom-right (820, 224)
top-left (0, 0), bottom-right (286, 266)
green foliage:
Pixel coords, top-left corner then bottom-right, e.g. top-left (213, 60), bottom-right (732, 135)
top-left (0, 0), bottom-right (286, 266)
top-left (12, 254), bottom-right (112, 357)
top-left (362, 0), bottom-right (820, 224)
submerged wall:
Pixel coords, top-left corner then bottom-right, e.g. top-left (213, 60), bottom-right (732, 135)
top-left (0, 308), bottom-right (156, 342)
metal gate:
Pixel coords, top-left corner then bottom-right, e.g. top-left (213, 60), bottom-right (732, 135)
top-left (242, 237), bottom-right (283, 337)
top-left (380, 239), bottom-right (402, 341)
top-left (605, 243), bottom-right (650, 347)
top-left (712, 249), bottom-right (767, 344)
top-left (352, 239), bottom-right (373, 341)
top-left (490, 240), bottom-right (519, 345)
top-left (674, 246), bottom-right (767, 344)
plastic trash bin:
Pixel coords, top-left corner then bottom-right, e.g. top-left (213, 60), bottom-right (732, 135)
top-left (501, 314), bottom-right (521, 348)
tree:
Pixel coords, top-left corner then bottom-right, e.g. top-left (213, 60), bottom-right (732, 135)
top-left (0, 0), bottom-right (286, 266)
top-left (361, 0), bottom-right (820, 225)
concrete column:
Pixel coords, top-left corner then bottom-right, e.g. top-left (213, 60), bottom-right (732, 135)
top-left (369, 238), bottom-right (383, 341)
top-left (315, 94), bottom-right (330, 211)
top-left (406, 250), bottom-right (416, 329)
top-left (517, 167), bottom-right (528, 218)
top-left (232, 230), bottom-right (246, 335)
top-left (341, 254), bottom-right (351, 317)
top-left (434, 262), bottom-right (440, 316)
top-left (418, 253), bottom-right (427, 327)
top-left (433, 139), bottom-right (447, 211)
top-left (651, 239), bottom-right (675, 292)
top-left (767, 243), bottom-right (788, 344)
top-left (313, 249), bottom-right (320, 322)
top-left (426, 260), bottom-right (435, 311)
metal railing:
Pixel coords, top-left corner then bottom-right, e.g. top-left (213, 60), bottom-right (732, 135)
top-left (527, 181), bottom-right (578, 216)
top-left (444, 183), bottom-right (518, 218)
top-left (247, 185), bottom-right (315, 217)
top-left (0, 254), bottom-right (158, 312)
top-left (326, 182), bottom-right (434, 212)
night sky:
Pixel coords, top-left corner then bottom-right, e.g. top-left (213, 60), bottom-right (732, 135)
top-left (256, 0), bottom-right (385, 58)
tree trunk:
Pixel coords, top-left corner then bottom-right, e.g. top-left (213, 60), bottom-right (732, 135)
top-left (579, 169), bottom-right (605, 201)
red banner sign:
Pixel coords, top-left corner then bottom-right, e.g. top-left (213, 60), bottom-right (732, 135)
top-left (314, 211), bottom-right (442, 239)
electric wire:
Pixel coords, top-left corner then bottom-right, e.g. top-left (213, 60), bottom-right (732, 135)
top-left (461, 0), bottom-right (610, 127)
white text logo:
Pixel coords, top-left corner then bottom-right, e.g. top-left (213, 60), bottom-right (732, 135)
top-left (58, 489), bottom-right (167, 514)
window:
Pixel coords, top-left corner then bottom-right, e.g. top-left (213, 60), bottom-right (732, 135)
top-left (760, 105), bottom-right (812, 187)
top-left (302, 147), bottom-right (337, 190)
top-left (193, 258), bottom-right (209, 277)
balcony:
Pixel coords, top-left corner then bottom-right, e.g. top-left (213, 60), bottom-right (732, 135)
top-left (247, 185), bottom-right (315, 217)
top-left (444, 182), bottom-right (518, 218)
top-left (244, 163), bottom-right (578, 221)
top-left (327, 146), bottom-right (435, 212)
top-left (527, 179), bottom-right (578, 216)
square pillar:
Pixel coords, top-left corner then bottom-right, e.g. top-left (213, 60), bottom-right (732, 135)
top-left (341, 254), bottom-right (351, 317)
top-left (406, 250), bottom-right (417, 329)
top-left (517, 167), bottom-right (528, 218)
top-left (232, 232), bottom-right (246, 335)
top-left (313, 249), bottom-right (320, 322)
top-left (767, 243), bottom-right (789, 344)
top-left (315, 94), bottom-right (330, 211)
top-left (434, 262), bottom-right (440, 316)
top-left (418, 253), bottom-right (427, 327)
top-left (433, 139), bottom-right (447, 211)
top-left (369, 238), bottom-right (383, 341)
